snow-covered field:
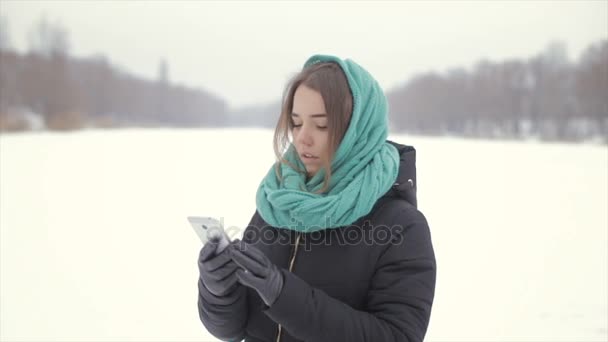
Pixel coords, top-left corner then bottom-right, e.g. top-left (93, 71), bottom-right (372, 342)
top-left (1, 128), bottom-right (606, 342)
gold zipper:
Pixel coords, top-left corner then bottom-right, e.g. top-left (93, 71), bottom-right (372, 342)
top-left (275, 232), bottom-right (302, 342)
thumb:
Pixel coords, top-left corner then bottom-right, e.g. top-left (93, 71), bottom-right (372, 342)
top-left (199, 240), bottom-right (219, 263)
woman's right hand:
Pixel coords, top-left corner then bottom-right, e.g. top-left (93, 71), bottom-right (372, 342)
top-left (198, 239), bottom-right (240, 297)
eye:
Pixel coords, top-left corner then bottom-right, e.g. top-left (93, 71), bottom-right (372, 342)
top-left (317, 126), bottom-right (328, 130)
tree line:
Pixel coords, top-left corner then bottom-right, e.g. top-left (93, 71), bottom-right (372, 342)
top-left (387, 40), bottom-right (607, 142)
top-left (0, 15), bottom-right (606, 143)
top-left (0, 16), bottom-right (227, 131)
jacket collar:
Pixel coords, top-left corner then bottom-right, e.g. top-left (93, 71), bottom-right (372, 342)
top-left (382, 140), bottom-right (418, 208)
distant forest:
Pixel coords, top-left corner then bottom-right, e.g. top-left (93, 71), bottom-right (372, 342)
top-left (0, 16), bottom-right (226, 130)
top-left (0, 15), bottom-right (606, 143)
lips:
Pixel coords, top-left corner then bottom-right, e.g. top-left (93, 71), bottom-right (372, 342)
top-left (300, 152), bottom-right (319, 160)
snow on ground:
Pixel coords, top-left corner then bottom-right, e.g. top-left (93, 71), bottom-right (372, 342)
top-left (1, 128), bottom-right (606, 341)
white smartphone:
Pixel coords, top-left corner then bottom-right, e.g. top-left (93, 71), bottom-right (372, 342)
top-left (187, 216), bottom-right (232, 253)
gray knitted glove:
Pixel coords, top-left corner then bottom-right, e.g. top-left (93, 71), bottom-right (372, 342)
top-left (230, 240), bottom-right (284, 307)
top-left (198, 239), bottom-right (240, 297)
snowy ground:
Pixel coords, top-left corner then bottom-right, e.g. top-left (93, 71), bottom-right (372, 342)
top-left (1, 128), bottom-right (606, 342)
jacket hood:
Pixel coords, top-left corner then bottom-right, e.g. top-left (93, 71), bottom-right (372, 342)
top-left (383, 140), bottom-right (418, 208)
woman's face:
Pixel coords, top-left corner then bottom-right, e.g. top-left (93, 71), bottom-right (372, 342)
top-left (291, 84), bottom-right (330, 178)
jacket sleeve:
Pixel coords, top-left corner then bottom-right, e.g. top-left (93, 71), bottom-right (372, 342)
top-left (263, 207), bottom-right (437, 342)
top-left (197, 212), bottom-right (261, 341)
top-left (198, 283), bottom-right (247, 341)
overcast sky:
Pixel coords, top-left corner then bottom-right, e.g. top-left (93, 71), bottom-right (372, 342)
top-left (2, 0), bottom-right (607, 109)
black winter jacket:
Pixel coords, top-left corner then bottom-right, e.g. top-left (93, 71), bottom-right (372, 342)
top-left (198, 142), bottom-right (437, 342)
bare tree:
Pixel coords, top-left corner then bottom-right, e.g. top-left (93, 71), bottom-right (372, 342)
top-left (22, 15), bottom-right (82, 129)
top-left (27, 15), bottom-right (70, 58)
top-left (577, 40), bottom-right (608, 138)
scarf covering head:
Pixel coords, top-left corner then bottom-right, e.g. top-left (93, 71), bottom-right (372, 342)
top-left (255, 54), bottom-right (399, 232)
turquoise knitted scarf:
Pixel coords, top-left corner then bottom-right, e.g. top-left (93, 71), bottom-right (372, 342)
top-left (255, 54), bottom-right (399, 232)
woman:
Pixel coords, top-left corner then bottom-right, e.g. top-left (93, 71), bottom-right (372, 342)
top-left (197, 54), bottom-right (436, 342)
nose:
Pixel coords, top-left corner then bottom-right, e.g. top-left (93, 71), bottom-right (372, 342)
top-left (296, 124), bottom-right (313, 146)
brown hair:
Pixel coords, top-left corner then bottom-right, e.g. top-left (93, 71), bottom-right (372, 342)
top-left (273, 62), bottom-right (353, 194)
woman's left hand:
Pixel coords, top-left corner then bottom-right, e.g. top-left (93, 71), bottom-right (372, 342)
top-left (229, 240), bottom-right (284, 307)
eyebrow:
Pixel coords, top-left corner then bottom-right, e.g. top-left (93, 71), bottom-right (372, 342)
top-left (291, 112), bottom-right (327, 118)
